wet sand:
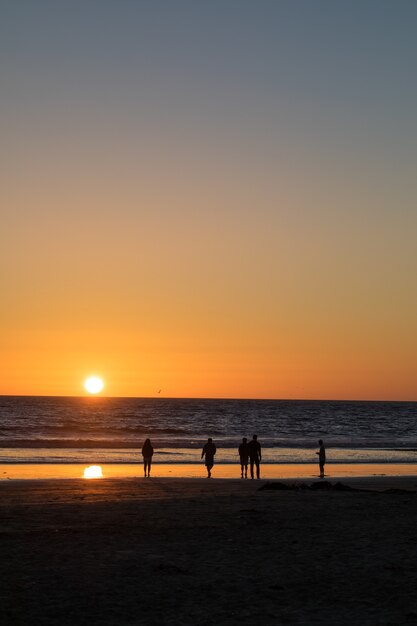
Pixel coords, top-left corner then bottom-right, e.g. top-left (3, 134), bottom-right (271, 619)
top-left (2, 476), bottom-right (417, 625)
top-left (2, 461), bottom-right (417, 480)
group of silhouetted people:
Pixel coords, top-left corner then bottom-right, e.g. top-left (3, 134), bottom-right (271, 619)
top-left (238, 435), bottom-right (262, 479)
top-left (201, 435), bottom-right (261, 479)
top-left (141, 436), bottom-right (326, 479)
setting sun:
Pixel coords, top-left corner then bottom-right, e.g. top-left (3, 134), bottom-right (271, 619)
top-left (84, 376), bottom-right (104, 394)
top-left (83, 465), bottom-right (103, 479)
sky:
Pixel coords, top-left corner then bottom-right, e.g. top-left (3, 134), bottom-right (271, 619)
top-left (1, 0), bottom-right (417, 400)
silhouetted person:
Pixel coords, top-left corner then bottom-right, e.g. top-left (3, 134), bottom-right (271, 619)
top-left (316, 439), bottom-right (326, 478)
top-left (247, 434), bottom-right (262, 479)
top-left (141, 438), bottom-right (154, 477)
top-left (201, 437), bottom-right (216, 478)
top-left (238, 437), bottom-right (249, 478)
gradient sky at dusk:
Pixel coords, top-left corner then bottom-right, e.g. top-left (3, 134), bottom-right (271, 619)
top-left (1, 1), bottom-right (417, 399)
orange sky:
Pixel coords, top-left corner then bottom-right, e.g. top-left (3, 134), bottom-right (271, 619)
top-left (1, 2), bottom-right (417, 400)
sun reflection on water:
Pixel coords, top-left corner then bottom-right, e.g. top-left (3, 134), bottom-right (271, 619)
top-left (83, 465), bottom-right (103, 479)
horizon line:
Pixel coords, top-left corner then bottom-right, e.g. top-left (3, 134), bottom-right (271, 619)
top-left (0, 394), bottom-right (416, 404)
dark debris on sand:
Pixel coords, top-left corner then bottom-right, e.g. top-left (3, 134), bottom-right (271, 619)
top-left (258, 481), bottom-right (416, 494)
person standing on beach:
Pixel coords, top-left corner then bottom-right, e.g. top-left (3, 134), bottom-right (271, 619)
top-left (316, 439), bottom-right (326, 478)
top-left (238, 437), bottom-right (249, 478)
top-left (141, 438), bottom-right (154, 477)
top-left (201, 437), bottom-right (216, 478)
top-left (247, 434), bottom-right (262, 479)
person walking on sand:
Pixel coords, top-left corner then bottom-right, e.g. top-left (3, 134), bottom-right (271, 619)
top-left (201, 437), bottom-right (216, 478)
top-left (238, 437), bottom-right (249, 478)
top-left (247, 434), bottom-right (262, 479)
top-left (141, 438), bottom-right (154, 477)
top-left (316, 439), bottom-right (326, 478)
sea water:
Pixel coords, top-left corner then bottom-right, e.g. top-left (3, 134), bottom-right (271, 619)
top-left (0, 396), bottom-right (416, 465)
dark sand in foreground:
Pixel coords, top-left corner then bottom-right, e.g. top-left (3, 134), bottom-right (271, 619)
top-left (2, 476), bottom-right (417, 625)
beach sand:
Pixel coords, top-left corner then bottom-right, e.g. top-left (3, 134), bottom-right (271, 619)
top-left (2, 476), bottom-right (417, 625)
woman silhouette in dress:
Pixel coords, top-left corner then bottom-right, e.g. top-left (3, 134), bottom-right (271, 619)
top-left (141, 438), bottom-right (154, 477)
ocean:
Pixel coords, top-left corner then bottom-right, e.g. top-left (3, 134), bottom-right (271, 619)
top-left (0, 396), bottom-right (416, 465)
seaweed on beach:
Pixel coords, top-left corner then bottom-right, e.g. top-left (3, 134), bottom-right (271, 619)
top-left (258, 481), bottom-right (416, 494)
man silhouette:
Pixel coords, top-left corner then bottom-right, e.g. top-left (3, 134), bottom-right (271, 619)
top-left (201, 437), bottom-right (216, 478)
top-left (316, 439), bottom-right (326, 478)
top-left (247, 434), bottom-right (262, 479)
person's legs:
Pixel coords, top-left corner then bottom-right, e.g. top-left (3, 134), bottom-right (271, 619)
top-left (256, 460), bottom-right (260, 479)
top-left (244, 463), bottom-right (248, 478)
top-left (320, 463), bottom-right (324, 478)
top-left (143, 460), bottom-right (147, 477)
top-left (240, 462), bottom-right (244, 478)
top-left (250, 460), bottom-right (254, 479)
top-left (148, 461), bottom-right (152, 477)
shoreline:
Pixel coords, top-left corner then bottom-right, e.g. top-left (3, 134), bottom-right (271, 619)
top-left (2, 461), bottom-right (417, 480)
